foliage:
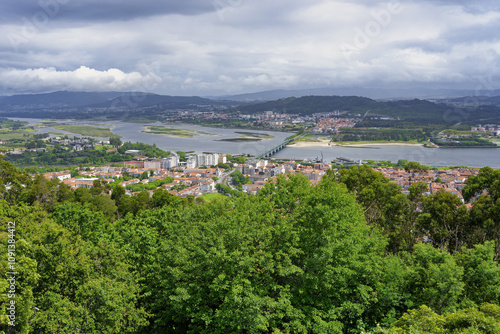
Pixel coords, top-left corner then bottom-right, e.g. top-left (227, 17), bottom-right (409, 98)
top-left (125, 177), bottom-right (174, 193)
top-left (117, 142), bottom-right (171, 158)
top-left (0, 201), bottom-right (148, 333)
top-left (230, 170), bottom-right (250, 189)
top-left (2, 156), bottom-right (500, 332)
top-left (109, 136), bottom-right (122, 147)
top-left (335, 165), bottom-right (416, 253)
top-left (134, 175), bottom-right (386, 333)
top-left (226, 154), bottom-right (246, 164)
top-left (418, 189), bottom-right (469, 254)
top-left (404, 161), bottom-right (429, 173)
top-left (462, 167), bottom-right (500, 258)
top-left (387, 303), bottom-right (500, 333)
top-left (431, 137), bottom-right (497, 147)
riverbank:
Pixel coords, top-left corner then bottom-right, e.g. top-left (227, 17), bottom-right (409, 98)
top-left (289, 140), bottom-right (426, 148)
top-left (288, 139), bottom-right (331, 147)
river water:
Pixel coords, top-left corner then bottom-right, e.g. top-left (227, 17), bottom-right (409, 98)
top-left (9, 118), bottom-right (500, 167)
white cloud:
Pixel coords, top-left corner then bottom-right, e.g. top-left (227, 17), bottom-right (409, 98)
top-left (0, 66), bottom-right (162, 93)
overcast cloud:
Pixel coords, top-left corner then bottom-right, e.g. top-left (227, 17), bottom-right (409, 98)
top-left (0, 0), bottom-right (499, 96)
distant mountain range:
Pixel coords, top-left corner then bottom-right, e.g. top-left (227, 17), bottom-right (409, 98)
top-left (2, 89), bottom-right (500, 111)
top-left (0, 91), bottom-right (125, 109)
top-left (0, 91), bottom-right (236, 111)
top-left (1, 90), bottom-right (500, 124)
top-left (213, 87), bottom-right (500, 101)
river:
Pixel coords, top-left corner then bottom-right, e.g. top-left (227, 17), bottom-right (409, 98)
top-left (9, 118), bottom-right (500, 167)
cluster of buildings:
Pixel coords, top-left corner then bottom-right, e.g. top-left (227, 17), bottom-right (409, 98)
top-left (186, 153), bottom-right (226, 168)
top-left (3, 137), bottom-right (96, 155)
top-left (233, 161), bottom-right (331, 194)
top-left (44, 166), bottom-right (221, 197)
top-left (241, 111), bottom-right (316, 128)
top-left (374, 167), bottom-right (480, 202)
top-left (50, 137), bottom-right (95, 151)
top-left (310, 117), bottom-right (360, 134)
top-left (471, 124), bottom-right (500, 136)
top-left (163, 109), bottom-right (358, 129)
top-left (5, 147), bottom-right (47, 154)
top-left (123, 152), bottom-right (227, 170)
top-left (42, 158), bottom-right (332, 197)
top-left (41, 150), bottom-right (485, 201)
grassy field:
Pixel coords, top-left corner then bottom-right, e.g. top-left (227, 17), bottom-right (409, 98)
top-left (52, 124), bottom-right (117, 137)
top-left (0, 128), bottom-right (36, 141)
top-left (143, 126), bottom-right (214, 138)
top-left (199, 193), bottom-right (227, 202)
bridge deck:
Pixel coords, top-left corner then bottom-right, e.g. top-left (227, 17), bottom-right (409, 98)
top-left (255, 138), bottom-right (294, 160)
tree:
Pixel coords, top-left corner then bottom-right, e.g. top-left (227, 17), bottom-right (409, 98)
top-left (0, 201), bottom-right (148, 333)
top-left (0, 157), bottom-right (32, 205)
top-left (230, 170), bottom-right (247, 189)
top-left (397, 159), bottom-right (408, 168)
top-left (335, 165), bottom-right (415, 253)
top-left (408, 244), bottom-right (464, 314)
top-left (111, 184), bottom-right (126, 206)
top-left (139, 174), bottom-right (386, 333)
top-left (456, 242), bottom-right (500, 307)
top-left (462, 167), bottom-right (500, 258)
top-left (90, 179), bottom-right (104, 196)
top-left (150, 188), bottom-right (183, 208)
top-left (109, 136), bottom-right (122, 147)
top-left (50, 202), bottom-right (110, 244)
top-left (404, 161), bottom-right (428, 173)
top-left (418, 189), bottom-right (469, 254)
top-left (388, 303), bottom-right (500, 333)
top-left (19, 175), bottom-right (60, 211)
top-left (176, 151), bottom-right (187, 162)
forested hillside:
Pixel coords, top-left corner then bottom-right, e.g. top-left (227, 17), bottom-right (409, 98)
top-left (2, 158), bottom-right (500, 333)
top-left (237, 95), bottom-right (500, 125)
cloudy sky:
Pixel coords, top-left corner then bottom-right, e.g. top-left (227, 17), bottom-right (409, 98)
top-left (0, 0), bottom-right (499, 96)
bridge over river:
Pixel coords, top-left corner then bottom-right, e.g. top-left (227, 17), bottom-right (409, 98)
top-left (254, 137), bottom-right (295, 160)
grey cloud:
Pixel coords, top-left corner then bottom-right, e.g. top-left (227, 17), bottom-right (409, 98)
top-left (1, 0), bottom-right (500, 96)
top-left (441, 22), bottom-right (500, 44)
top-left (410, 0), bottom-right (500, 13)
top-left (0, 0), bottom-right (215, 23)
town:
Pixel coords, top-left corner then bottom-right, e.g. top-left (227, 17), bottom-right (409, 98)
top-left (41, 149), bottom-right (480, 201)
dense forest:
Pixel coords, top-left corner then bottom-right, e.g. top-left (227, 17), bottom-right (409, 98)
top-left (2, 158), bottom-right (500, 333)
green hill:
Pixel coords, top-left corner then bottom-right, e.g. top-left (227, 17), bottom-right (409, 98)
top-left (237, 95), bottom-right (500, 124)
